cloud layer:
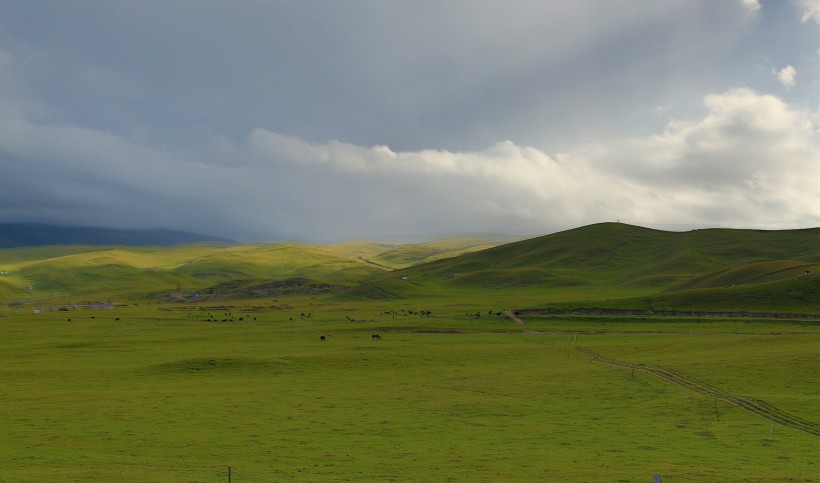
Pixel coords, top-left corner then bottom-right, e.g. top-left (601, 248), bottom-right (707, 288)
top-left (794, 0), bottom-right (820, 23)
top-left (2, 88), bottom-right (816, 241)
top-left (0, 2), bottom-right (817, 241)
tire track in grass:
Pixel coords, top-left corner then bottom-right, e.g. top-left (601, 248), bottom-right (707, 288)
top-left (506, 310), bottom-right (540, 334)
top-left (576, 346), bottom-right (820, 437)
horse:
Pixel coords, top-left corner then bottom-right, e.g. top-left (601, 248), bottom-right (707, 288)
top-left (372, 334), bottom-right (381, 341)
top-left (320, 335), bottom-right (326, 342)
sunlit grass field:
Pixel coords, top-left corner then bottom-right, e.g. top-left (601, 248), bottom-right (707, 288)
top-left (1, 297), bottom-right (817, 482)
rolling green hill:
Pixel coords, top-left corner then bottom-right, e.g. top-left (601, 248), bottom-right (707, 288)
top-left (0, 235), bottom-right (518, 301)
top-left (388, 223), bottom-right (819, 288)
top-left (0, 223), bottom-right (817, 314)
top-left (0, 244), bottom-right (384, 299)
top-left (348, 223), bottom-right (819, 313)
top-left (172, 244), bottom-right (381, 281)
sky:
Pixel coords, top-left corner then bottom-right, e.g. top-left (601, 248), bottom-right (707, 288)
top-left (0, 0), bottom-right (818, 242)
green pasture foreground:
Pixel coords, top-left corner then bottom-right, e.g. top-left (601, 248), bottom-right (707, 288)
top-left (0, 302), bottom-right (818, 481)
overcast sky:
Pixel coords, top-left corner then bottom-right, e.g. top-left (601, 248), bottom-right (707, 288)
top-left (0, 0), bottom-right (818, 242)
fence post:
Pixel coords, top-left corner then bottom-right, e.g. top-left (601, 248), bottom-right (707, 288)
top-left (228, 466), bottom-right (232, 483)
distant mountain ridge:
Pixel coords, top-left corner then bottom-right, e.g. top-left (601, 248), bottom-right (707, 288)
top-left (0, 223), bottom-right (236, 247)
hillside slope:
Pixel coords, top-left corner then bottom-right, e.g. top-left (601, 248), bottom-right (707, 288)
top-left (389, 223), bottom-right (819, 289)
top-left (337, 223), bottom-right (820, 313)
top-left (668, 260), bottom-right (816, 291)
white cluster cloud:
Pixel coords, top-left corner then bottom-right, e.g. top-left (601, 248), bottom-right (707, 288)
top-left (794, 0), bottom-right (820, 23)
top-left (741, 0), bottom-right (762, 13)
top-left (2, 88), bottom-right (815, 241)
top-left (775, 65), bottom-right (797, 88)
top-left (578, 89), bottom-right (819, 223)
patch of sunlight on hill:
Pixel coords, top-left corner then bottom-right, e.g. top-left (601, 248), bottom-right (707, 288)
top-left (322, 241), bottom-right (401, 261)
top-left (0, 246), bottom-right (105, 265)
top-left (0, 278), bottom-right (25, 297)
top-left (311, 235), bottom-right (522, 270)
top-left (174, 243), bottom-right (385, 281)
top-left (368, 236), bottom-right (524, 269)
top-left (4, 246), bottom-right (226, 273)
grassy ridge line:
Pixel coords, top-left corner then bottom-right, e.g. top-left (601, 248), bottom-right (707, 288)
top-left (576, 346), bottom-right (820, 436)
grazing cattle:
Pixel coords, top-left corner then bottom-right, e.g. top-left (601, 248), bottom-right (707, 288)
top-left (372, 334), bottom-right (381, 341)
top-left (320, 335), bottom-right (326, 342)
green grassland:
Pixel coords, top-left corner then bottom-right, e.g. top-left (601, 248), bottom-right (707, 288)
top-left (1, 303), bottom-right (817, 481)
top-left (0, 223), bottom-right (818, 481)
